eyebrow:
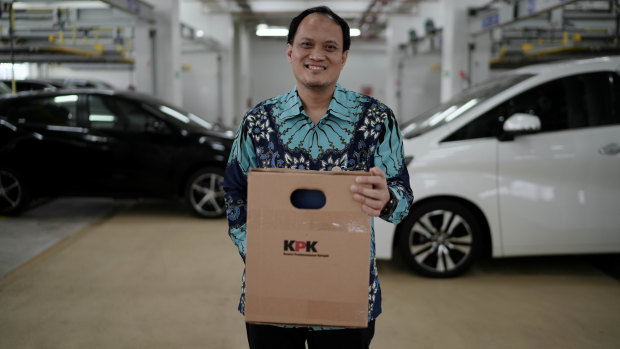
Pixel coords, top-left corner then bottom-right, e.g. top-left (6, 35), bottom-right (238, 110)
top-left (298, 37), bottom-right (340, 46)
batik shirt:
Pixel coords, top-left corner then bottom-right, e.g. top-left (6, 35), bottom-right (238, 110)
top-left (224, 83), bottom-right (413, 325)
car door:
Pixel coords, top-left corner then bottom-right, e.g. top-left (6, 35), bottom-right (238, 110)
top-left (84, 95), bottom-right (183, 196)
top-left (497, 72), bottom-right (620, 255)
top-left (2, 93), bottom-right (91, 194)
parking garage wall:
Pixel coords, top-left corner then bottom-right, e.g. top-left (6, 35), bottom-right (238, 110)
top-left (248, 38), bottom-right (389, 111)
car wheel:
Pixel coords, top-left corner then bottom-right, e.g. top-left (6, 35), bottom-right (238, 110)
top-left (398, 200), bottom-right (480, 277)
top-left (185, 167), bottom-right (226, 218)
top-left (0, 169), bottom-right (30, 216)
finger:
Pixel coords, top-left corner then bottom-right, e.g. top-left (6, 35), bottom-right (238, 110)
top-left (361, 204), bottom-right (382, 217)
top-left (369, 166), bottom-right (386, 178)
top-left (352, 193), bottom-right (384, 209)
top-left (351, 186), bottom-right (384, 200)
top-left (355, 175), bottom-right (387, 189)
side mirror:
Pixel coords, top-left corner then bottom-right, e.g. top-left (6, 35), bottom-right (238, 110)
top-left (499, 113), bottom-right (541, 141)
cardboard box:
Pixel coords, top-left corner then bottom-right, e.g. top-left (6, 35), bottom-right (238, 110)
top-left (245, 168), bottom-right (371, 328)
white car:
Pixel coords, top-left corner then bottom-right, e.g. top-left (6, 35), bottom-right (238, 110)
top-left (375, 56), bottom-right (620, 277)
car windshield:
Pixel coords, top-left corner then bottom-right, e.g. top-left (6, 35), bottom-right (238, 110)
top-left (154, 104), bottom-right (212, 129)
top-left (400, 73), bottom-right (534, 138)
top-left (152, 102), bottom-right (233, 136)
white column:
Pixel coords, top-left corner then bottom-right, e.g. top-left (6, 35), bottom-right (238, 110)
top-left (385, 14), bottom-right (413, 119)
top-left (204, 13), bottom-right (235, 128)
top-left (149, 0), bottom-right (182, 105)
top-left (132, 21), bottom-right (154, 94)
top-left (235, 20), bottom-right (252, 127)
top-left (441, 0), bottom-right (489, 102)
top-left (470, 32), bottom-right (491, 86)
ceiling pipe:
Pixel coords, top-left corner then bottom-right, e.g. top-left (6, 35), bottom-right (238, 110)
top-left (358, 0), bottom-right (422, 39)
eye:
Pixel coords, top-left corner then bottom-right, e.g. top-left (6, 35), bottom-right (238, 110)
top-left (300, 42), bottom-right (312, 48)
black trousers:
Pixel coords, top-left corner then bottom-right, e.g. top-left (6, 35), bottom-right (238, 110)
top-left (246, 321), bottom-right (375, 349)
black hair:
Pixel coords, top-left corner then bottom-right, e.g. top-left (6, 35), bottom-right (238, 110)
top-left (287, 6), bottom-right (351, 52)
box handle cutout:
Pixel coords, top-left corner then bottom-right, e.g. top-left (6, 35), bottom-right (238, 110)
top-left (290, 189), bottom-right (326, 209)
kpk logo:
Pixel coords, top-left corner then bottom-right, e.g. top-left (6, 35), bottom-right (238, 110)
top-left (284, 240), bottom-right (317, 252)
top-left (283, 240), bottom-right (328, 257)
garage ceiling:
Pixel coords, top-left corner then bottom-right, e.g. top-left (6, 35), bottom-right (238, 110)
top-left (2, 1), bottom-right (618, 66)
top-left (0, 0), bottom-right (423, 64)
top-left (199, 0), bottom-right (420, 16)
top-left (199, 0), bottom-right (423, 38)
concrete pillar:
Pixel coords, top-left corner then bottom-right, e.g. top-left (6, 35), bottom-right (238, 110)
top-left (132, 22), bottom-right (154, 94)
top-left (235, 20), bottom-right (252, 127)
top-left (470, 32), bottom-right (491, 86)
top-left (203, 13), bottom-right (235, 128)
top-left (385, 14), bottom-right (413, 119)
top-left (149, 0), bottom-right (182, 105)
top-left (440, 0), bottom-right (489, 102)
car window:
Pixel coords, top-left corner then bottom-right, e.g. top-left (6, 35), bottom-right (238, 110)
top-left (443, 105), bottom-right (504, 141)
top-left (3, 95), bottom-right (78, 127)
top-left (87, 95), bottom-right (171, 134)
top-left (506, 72), bottom-right (617, 132)
top-left (115, 98), bottom-right (172, 134)
top-left (88, 95), bottom-right (125, 130)
top-left (444, 71), bottom-right (619, 142)
top-left (15, 81), bottom-right (53, 91)
top-left (401, 74), bottom-right (533, 138)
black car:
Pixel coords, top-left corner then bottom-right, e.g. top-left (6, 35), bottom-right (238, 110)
top-left (1, 79), bottom-right (61, 92)
top-left (0, 89), bottom-right (233, 218)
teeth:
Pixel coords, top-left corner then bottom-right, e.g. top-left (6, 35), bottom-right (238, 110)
top-left (307, 65), bottom-right (325, 71)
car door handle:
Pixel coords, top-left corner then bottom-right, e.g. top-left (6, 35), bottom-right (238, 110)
top-left (598, 143), bottom-right (620, 156)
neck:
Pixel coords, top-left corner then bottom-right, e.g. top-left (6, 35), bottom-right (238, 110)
top-left (298, 83), bottom-right (336, 124)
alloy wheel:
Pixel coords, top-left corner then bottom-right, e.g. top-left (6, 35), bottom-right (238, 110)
top-left (188, 171), bottom-right (226, 218)
top-left (0, 170), bottom-right (23, 214)
top-left (408, 209), bottom-right (473, 274)
top-left (399, 200), bottom-right (480, 277)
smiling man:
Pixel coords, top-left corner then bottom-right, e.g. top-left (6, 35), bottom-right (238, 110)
top-left (224, 6), bottom-right (413, 349)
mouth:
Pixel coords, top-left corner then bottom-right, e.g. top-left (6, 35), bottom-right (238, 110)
top-left (305, 64), bottom-right (326, 71)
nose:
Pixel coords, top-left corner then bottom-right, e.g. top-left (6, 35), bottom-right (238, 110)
top-left (308, 47), bottom-right (326, 61)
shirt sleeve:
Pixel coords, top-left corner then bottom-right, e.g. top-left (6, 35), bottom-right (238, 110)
top-left (373, 109), bottom-right (414, 224)
top-left (223, 116), bottom-right (258, 262)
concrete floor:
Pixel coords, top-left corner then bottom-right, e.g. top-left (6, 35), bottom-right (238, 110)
top-left (1, 198), bottom-right (619, 349)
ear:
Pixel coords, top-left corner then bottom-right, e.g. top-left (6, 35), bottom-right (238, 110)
top-left (340, 50), bottom-right (349, 68)
top-left (286, 43), bottom-right (293, 64)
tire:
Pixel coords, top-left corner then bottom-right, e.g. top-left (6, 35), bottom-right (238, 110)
top-left (185, 167), bottom-right (226, 218)
top-left (0, 168), bottom-right (30, 216)
top-left (398, 200), bottom-right (480, 278)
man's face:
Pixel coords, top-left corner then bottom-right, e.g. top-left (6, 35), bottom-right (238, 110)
top-left (287, 13), bottom-right (349, 91)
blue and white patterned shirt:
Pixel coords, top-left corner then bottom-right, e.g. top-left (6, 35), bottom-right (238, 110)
top-left (224, 83), bottom-right (413, 326)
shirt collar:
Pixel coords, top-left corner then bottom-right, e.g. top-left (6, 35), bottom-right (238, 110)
top-left (278, 83), bottom-right (357, 123)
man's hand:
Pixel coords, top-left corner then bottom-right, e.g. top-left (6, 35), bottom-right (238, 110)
top-left (350, 166), bottom-right (390, 217)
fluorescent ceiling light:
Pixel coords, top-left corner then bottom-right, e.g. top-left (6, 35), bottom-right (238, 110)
top-left (256, 24), bottom-right (288, 37)
top-left (256, 24), bottom-right (362, 38)
top-left (54, 95), bottom-right (78, 103)
top-left (89, 114), bottom-right (115, 122)
top-left (14, 1), bottom-right (108, 9)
